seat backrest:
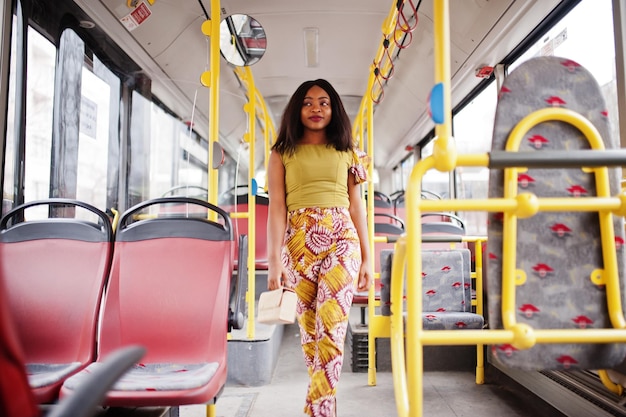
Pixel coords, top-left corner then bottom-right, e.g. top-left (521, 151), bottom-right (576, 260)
top-left (98, 197), bottom-right (235, 365)
top-left (380, 248), bottom-right (471, 317)
top-left (158, 187), bottom-right (210, 215)
top-left (366, 191), bottom-right (394, 223)
top-left (220, 187), bottom-right (269, 270)
top-left (352, 213), bottom-right (404, 306)
top-left (393, 192), bottom-right (405, 221)
top-left (422, 213), bottom-right (467, 252)
top-left (422, 215), bottom-right (464, 234)
top-left (393, 190), bottom-right (443, 222)
top-left (487, 56), bottom-right (626, 370)
top-left (373, 212), bottom-right (405, 273)
top-left (1, 229), bottom-right (143, 417)
top-left (421, 249), bottom-right (472, 313)
top-left (0, 199), bottom-right (113, 403)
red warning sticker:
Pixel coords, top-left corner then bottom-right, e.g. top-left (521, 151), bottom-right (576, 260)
top-left (120, 1), bottom-right (152, 31)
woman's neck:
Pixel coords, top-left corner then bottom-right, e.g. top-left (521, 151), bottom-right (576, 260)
top-left (299, 131), bottom-right (328, 145)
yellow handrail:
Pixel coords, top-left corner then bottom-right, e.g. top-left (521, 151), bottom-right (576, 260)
top-left (231, 65), bottom-right (277, 339)
top-left (500, 108), bottom-right (626, 331)
top-left (395, 151), bottom-right (626, 417)
top-left (200, 3), bottom-right (220, 417)
top-left (255, 89), bottom-right (276, 180)
top-left (431, 0), bottom-right (456, 173)
top-left (235, 66), bottom-right (259, 339)
top-left (390, 2), bottom-right (626, 415)
top-left (110, 208), bottom-right (119, 232)
top-left (390, 235), bottom-right (409, 417)
top-left (200, 1), bottom-right (221, 222)
top-left (351, 0), bottom-right (416, 387)
top-left (598, 370), bottom-right (624, 395)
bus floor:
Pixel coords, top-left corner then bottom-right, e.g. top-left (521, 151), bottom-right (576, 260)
top-left (179, 318), bottom-right (565, 417)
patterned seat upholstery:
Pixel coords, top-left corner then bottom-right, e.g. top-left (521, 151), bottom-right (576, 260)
top-left (380, 248), bottom-right (483, 330)
top-left (487, 56), bottom-right (626, 370)
top-left (352, 214), bottom-right (404, 325)
top-left (63, 362), bottom-right (218, 392)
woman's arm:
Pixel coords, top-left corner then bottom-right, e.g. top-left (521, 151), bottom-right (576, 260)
top-left (347, 173), bottom-right (373, 292)
top-left (266, 150), bottom-right (289, 290)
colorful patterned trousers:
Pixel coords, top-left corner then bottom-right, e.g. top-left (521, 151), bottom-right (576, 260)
top-left (283, 207), bottom-right (361, 417)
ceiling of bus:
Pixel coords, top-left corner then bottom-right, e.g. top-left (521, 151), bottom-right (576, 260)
top-left (74, 0), bottom-right (563, 176)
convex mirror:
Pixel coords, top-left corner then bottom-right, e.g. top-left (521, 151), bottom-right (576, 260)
top-left (220, 14), bottom-right (266, 66)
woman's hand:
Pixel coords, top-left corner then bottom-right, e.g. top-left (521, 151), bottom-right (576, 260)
top-left (356, 261), bottom-right (373, 292)
top-left (267, 265), bottom-right (289, 290)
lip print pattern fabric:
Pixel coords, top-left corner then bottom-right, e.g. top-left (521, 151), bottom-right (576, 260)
top-left (379, 249), bottom-right (483, 330)
top-left (487, 56), bottom-right (626, 371)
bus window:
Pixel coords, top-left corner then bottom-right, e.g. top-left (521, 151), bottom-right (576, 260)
top-left (127, 93), bottom-right (210, 207)
top-left (420, 140), bottom-right (450, 199)
top-left (3, 16), bottom-right (21, 217)
top-left (75, 66), bottom-right (113, 212)
top-left (178, 123), bottom-right (209, 194)
top-left (394, 152), bottom-right (414, 192)
top-left (5, 26), bottom-right (123, 220)
top-left (453, 82), bottom-right (498, 236)
top-left (23, 27), bottom-right (55, 215)
top-left (3, 19), bottom-right (51, 217)
top-left (49, 29), bottom-right (121, 220)
top-left (510, 0), bottom-right (619, 144)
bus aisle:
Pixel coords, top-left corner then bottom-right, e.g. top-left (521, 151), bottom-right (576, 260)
top-left (179, 309), bottom-right (566, 417)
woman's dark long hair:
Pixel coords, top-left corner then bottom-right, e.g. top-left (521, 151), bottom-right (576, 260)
top-left (272, 79), bottom-right (353, 155)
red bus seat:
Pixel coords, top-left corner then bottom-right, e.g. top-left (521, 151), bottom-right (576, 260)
top-left (158, 186), bottom-right (209, 215)
top-left (393, 189), bottom-right (443, 222)
top-left (0, 199), bottom-right (114, 404)
top-left (0, 265), bottom-right (145, 417)
top-left (0, 269), bottom-right (38, 417)
top-left (365, 191), bottom-right (394, 223)
top-left (421, 213), bottom-right (466, 248)
top-left (61, 197), bottom-right (235, 408)
top-left (219, 186), bottom-right (269, 270)
top-left (371, 213), bottom-right (405, 273)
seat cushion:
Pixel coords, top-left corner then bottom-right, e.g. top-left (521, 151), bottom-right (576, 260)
top-left (421, 312), bottom-right (483, 330)
top-left (63, 362), bottom-right (219, 391)
top-left (26, 362), bottom-right (82, 388)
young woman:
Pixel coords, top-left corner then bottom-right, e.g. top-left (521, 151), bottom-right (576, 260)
top-left (266, 79), bottom-right (372, 417)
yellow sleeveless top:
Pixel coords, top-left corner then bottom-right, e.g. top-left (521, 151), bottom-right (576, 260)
top-left (281, 144), bottom-right (353, 211)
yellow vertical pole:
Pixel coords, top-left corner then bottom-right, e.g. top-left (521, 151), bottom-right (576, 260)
top-left (366, 91), bottom-right (377, 388)
top-left (360, 61), bottom-right (377, 387)
top-left (432, 0), bottom-right (456, 173)
top-left (260, 91), bottom-right (273, 182)
top-left (233, 66), bottom-right (259, 339)
top-left (360, 0), bottom-right (401, 388)
top-left (406, 163), bottom-right (424, 417)
top-left (201, 8), bottom-right (221, 416)
top-left (243, 66), bottom-right (257, 339)
top-left (475, 238), bottom-right (485, 384)
top-left (200, 0), bottom-right (221, 213)
top-left (408, 1), bottom-right (453, 416)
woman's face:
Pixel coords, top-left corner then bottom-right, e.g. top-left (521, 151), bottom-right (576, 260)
top-left (300, 85), bottom-right (332, 132)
